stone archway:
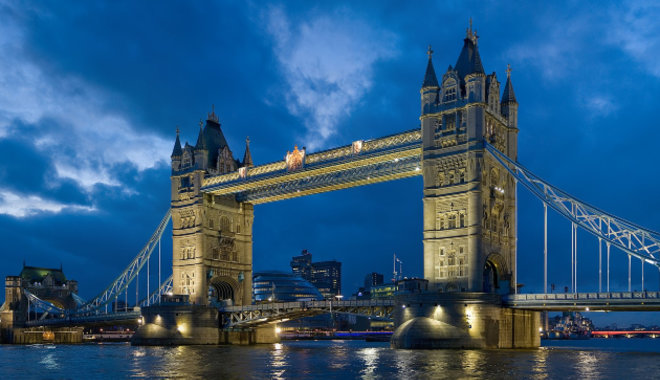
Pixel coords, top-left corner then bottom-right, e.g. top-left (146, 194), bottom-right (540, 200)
top-left (483, 253), bottom-right (508, 293)
top-left (208, 276), bottom-right (240, 307)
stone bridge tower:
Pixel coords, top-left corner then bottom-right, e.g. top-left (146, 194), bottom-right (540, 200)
top-left (170, 109), bottom-right (254, 306)
top-left (421, 26), bottom-right (519, 294)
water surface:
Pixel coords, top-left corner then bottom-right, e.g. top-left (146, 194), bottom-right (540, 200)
top-left (2, 338), bottom-right (659, 379)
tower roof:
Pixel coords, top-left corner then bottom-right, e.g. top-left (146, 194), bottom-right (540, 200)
top-left (171, 127), bottom-right (182, 158)
top-left (195, 120), bottom-right (207, 151)
top-left (422, 45), bottom-right (439, 88)
top-left (454, 21), bottom-right (485, 81)
top-left (242, 136), bottom-right (253, 167)
top-left (20, 265), bottom-right (67, 285)
top-left (502, 64), bottom-right (517, 104)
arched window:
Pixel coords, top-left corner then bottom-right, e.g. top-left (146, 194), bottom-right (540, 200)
top-left (459, 213), bottom-right (465, 228)
top-left (448, 214), bottom-right (457, 229)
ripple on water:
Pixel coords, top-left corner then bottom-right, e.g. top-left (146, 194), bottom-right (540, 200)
top-left (1, 339), bottom-right (660, 379)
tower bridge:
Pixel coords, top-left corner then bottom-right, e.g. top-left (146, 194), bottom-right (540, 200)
top-left (3, 25), bottom-right (660, 348)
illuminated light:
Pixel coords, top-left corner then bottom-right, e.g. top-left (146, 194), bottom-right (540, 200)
top-left (166, 292), bottom-right (173, 296)
top-left (415, 167), bottom-right (421, 171)
top-left (539, 327), bottom-right (543, 332)
top-left (585, 307), bottom-right (590, 312)
top-left (393, 158), bottom-right (399, 163)
top-left (275, 327), bottom-right (282, 334)
top-left (177, 324), bottom-right (185, 333)
top-left (402, 305), bottom-right (406, 309)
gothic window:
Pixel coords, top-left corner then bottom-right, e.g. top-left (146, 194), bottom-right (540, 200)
top-left (209, 219), bottom-right (214, 229)
top-left (443, 79), bottom-right (457, 102)
top-left (448, 214), bottom-right (457, 229)
top-left (182, 152), bottom-right (192, 168)
top-left (213, 248), bottom-right (219, 260)
top-left (439, 215), bottom-right (445, 230)
top-left (232, 252), bottom-right (238, 261)
top-left (220, 216), bottom-right (230, 232)
top-left (459, 213), bottom-right (465, 228)
top-left (448, 254), bottom-right (456, 266)
top-left (459, 170), bottom-right (465, 183)
top-left (459, 258), bottom-right (465, 276)
top-left (444, 115), bottom-right (456, 131)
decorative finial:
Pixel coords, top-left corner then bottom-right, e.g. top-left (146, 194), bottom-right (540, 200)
top-left (199, 119), bottom-right (204, 129)
top-left (207, 104), bottom-right (219, 123)
top-left (427, 44), bottom-right (433, 59)
top-left (506, 63), bottom-right (512, 78)
top-left (246, 136), bottom-right (250, 146)
top-left (176, 126), bottom-right (180, 136)
top-left (466, 18), bottom-right (478, 44)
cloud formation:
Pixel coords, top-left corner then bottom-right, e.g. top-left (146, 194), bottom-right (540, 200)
top-left (606, 1), bottom-right (660, 78)
top-left (0, 189), bottom-right (95, 218)
top-left (0, 3), bottom-right (170, 197)
top-left (264, 6), bottom-right (397, 150)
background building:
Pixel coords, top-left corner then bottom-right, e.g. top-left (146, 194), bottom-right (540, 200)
top-left (252, 271), bottom-right (323, 302)
top-left (364, 272), bottom-right (384, 291)
top-left (290, 250), bottom-right (341, 299)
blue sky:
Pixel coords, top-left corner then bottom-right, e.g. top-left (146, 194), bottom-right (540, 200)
top-left (2, 0), bottom-right (660, 327)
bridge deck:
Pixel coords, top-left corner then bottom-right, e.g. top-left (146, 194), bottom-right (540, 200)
top-left (505, 292), bottom-right (660, 311)
top-left (24, 311), bottom-right (141, 328)
top-left (201, 129), bottom-right (422, 203)
top-left (220, 299), bottom-right (395, 327)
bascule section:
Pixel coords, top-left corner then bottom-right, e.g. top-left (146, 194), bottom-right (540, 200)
top-left (170, 108), bottom-right (254, 307)
top-left (420, 25), bottom-right (518, 295)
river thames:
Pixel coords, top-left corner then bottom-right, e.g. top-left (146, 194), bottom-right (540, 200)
top-left (1, 339), bottom-right (660, 379)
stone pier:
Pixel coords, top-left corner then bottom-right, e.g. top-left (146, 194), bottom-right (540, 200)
top-left (391, 292), bottom-right (540, 349)
top-left (131, 304), bottom-right (279, 346)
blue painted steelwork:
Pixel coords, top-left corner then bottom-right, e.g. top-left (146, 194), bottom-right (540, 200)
top-left (486, 142), bottom-right (660, 268)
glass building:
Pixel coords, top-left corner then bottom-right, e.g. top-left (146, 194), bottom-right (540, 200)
top-left (253, 271), bottom-right (323, 302)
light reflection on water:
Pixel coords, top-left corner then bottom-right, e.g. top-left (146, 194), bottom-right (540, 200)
top-left (1, 339), bottom-right (660, 379)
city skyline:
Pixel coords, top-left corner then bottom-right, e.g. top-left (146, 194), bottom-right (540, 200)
top-left (2, 1), bottom-right (660, 325)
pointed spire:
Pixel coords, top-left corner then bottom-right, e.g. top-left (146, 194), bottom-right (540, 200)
top-left (207, 104), bottom-right (219, 123)
top-left (422, 45), bottom-right (439, 88)
top-left (242, 136), bottom-right (253, 167)
top-left (195, 119), bottom-right (207, 150)
top-left (502, 64), bottom-right (517, 104)
top-left (455, 19), bottom-right (485, 80)
top-left (171, 127), bottom-right (183, 158)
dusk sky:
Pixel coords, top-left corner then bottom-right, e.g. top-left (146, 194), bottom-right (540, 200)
top-left (2, 1), bottom-right (660, 326)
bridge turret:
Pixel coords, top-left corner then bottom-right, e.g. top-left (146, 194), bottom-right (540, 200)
top-left (171, 128), bottom-right (182, 172)
top-left (501, 64), bottom-right (518, 130)
top-left (194, 120), bottom-right (209, 171)
top-left (242, 136), bottom-right (253, 168)
top-left (421, 45), bottom-right (439, 115)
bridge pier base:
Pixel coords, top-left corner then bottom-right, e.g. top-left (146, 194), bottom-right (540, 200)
top-left (131, 304), bottom-right (280, 346)
top-left (219, 326), bottom-right (279, 345)
top-left (391, 292), bottom-right (540, 349)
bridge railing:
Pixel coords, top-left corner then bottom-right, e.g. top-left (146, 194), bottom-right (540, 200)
top-left (508, 291), bottom-right (660, 301)
top-left (221, 299), bottom-right (395, 313)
